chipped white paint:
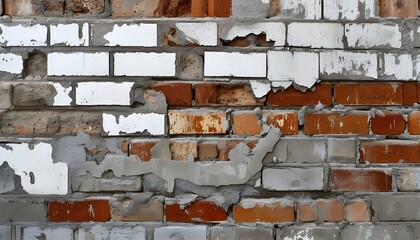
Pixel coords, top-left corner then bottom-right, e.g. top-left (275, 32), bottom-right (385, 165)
top-left (204, 52), bottom-right (266, 77)
top-left (102, 112), bottom-right (166, 136)
top-left (154, 226), bottom-right (207, 240)
top-left (23, 227), bottom-right (73, 240)
top-left (272, 81), bottom-right (293, 89)
top-left (345, 23), bottom-right (401, 48)
top-left (238, 198), bottom-right (294, 209)
top-left (0, 24), bottom-right (47, 46)
top-left (0, 53), bottom-right (23, 74)
top-left (174, 22), bottom-right (218, 46)
top-left (48, 52), bottom-right (109, 76)
top-left (0, 143), bottom-right (68, 195)
top-left (50, 23), bottom-right (89, 46)
top-left (268, 51), bottom-right (319, 88)
top-left (77, 226), bottom-right (146, 240)
top-left (320, 50), bottom-right (378, 79)
top-left (114, 52), bottom-right (176, 76)
top-left (52, 83), bottom-right (72, 106)
top-left (281, 0), bottom-right (322, 19)
top-left (288, 23), bottom-right (344, 49)
top-left (220, 22), bottom-right (286, 46)
top-left (383, 53), bottom-right (414, 80)
top-left (250, 81), bottom-right (271, 98)
top-left (76, 82), bottom-right (134, 105)
top-left (103, 23), bottom-right (157, 47)
top-left (262, 167), bottom-right (324, 191)
top-left (324, 0), bottom-right (377, 20)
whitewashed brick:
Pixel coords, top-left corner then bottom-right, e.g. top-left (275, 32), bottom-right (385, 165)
top-left (345, 23), bottom-right (401, 48)
top-left (320, 51), bottom-right (378, 79)
top-left (154, 226), bottom-right (207, 240)
top-left (50, 23), bottom-right (89, 46)
top-left (100, 23), bottom-right (157, 47)
top-left (76, 82), bottom-right (134, 105)
top-left (114, 52), bottom-right (176, 76)
top-left (103, 112), bottom-right (165, 136)
top-left (288, 23), bottom-right (344, 48)
top-left (174, 22), bottom-right (218, 46)
top-left (397, 168), bottom-right (420, 191)
top-left (0, 53), bottom-right (23, 74)
top-left (0, 142), bottom-right (68, 195)
top-left (48, 52), bottom-right (109, 76)
top-left (382, 53), bottom-right (414, 80)
top-left (78, 226), bottom-right (145, 240)
top-left (23, 227), bottom-right (73, 240)
top-left (415, 54), bottom-right (420, 80)
top-left (262, 167), bottom-right (324, 191)
top-left (268, 51), bottom-right (319, 88)
top-left (52, 83), bottom-right (72, 106)
top-left (0, 24), bottom-right (47, 46)
top-left (324, 0), bottom-right (377, 20)
top-left (220, 22), bottom-right (286, 46)
top-left (204, 52), bottom-right (266, 77)
top-left (281, 0), bottom-right (322, 19)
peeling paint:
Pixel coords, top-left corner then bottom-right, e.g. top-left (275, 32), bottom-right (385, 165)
top-left (250, 81), bottom-right (271, 98)
top-left (0, 24), bottom-right (47, 46)
top-left (50, 23), bottom-right (89, 46)
top-left (52, 83), bottom-right (72, 106)
top-left (103, 23), bottom-right (157, 47)
top-left (0, 53), bottom-right (23, 74)
top-left (76, 82), bottom-right (134, 105)
top-left (102, 112), bottom-right (166, 136)
top-left (220, 22), bottom-right (285, 46)
top-left (171, 22), bottom-right (218, 46)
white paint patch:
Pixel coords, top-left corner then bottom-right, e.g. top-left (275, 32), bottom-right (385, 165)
top-left (250, 81), bottom-right (271, 98)
top-left (76, 82), bottom-right (134, 105)
top-left (345, 23), bottom-right (401, 48)
top-left (154, 226), bottom-right (207, 240)
top-left (324, 0), bottom-right (377, 20)
top-left (103, 23), bottom-right (157, 47)
top-left (0, 143), bottom-right (68, 195)
top-left (175, 22), bottom-right (218, 46)
top-left (262, 168), bottom-right (324, 191)
top-left (204, 52), bottom-right (266, 77)
top-left (23, 227), bottom-right (73, 240)
top-left (114, 52), bottom-right (176, 76)
top-left (48, 52), bottom-right (109, 76)
top-left (0, 24), bottom-right (47, 46)
top-left (50, 23), bottom-right (89, 46)
top-left (281, 0), bottom-right (322, 19)
top-left (0, 53), bottom-right (23, 74)
top-left (220, 22), bottom-right (286, 46)
top-left (288, 23), bottom-right (344, 48)
top-left (271, 81), bottom-right (293, 89)
top-left (268, 51), bottom-right (319, 88)
top-left (52, 83), bottom-right (72, 106)
top-left (102, 112), bottom-right (166, 136)
top-left (383, 53), bottom-right (414, 80)
top-left (77, 226), bottom-right (146, 240)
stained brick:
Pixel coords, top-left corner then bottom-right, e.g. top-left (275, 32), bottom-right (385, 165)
top-left (330, 168), bottom-right (392, 192)
top-left (403, 82), bottom-right (418, 105)
top-left (304, 113), bottom-right (369, 135)
top-left (166, 201), bottom-right (227, 223)
top-left (217, 140), bottom-right (258, 161)
top-left (168, 110), bottom-right (226, 134)
top-left (408, 111), bottom-right (420, 134)
top-left (345, 201), bottom-right (370, 222)
top-left (169, 141), bottom-right (198, 160)
top-left (267, 83), bottom-right (332, 106)
top-left (149, 83), bottom-right (192, 106)
top-left (233, 199), bottom-right (295, 223)
top-left (379, 0), bottom-right (418, 17)
top-left (130, 141), bottom-right (157, 161)
top-left (263, 111), bottom-right (299, 135)
top-left (370, 112), bottom-right (405, 135)
top-left (334, 83), bottom-right (403, 105)
top-left (360, 140), bottom-right (420, 163)
top-left (298, 203), bottom-right (316, 222)
top-left (316, 200), bottom-right (344, 222)
top-left (195, 83), bottom-right (263, 106)
top-left (232, 112), bottom-right (261, 135)
top-left (49, 200), bottom-right (111, 222)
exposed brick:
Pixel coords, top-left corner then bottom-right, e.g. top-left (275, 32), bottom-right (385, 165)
top-left (66, 0), bottom-right (105, 14)
top-left (208, 0), bottom-right (231, 17)
top-left (4, 0), bottom-right (36, 16)
top-left (298, 203), bottom-right (316, 222)
top-left (334, 83), bottom-right (403, 105)
top-left (316, 200), bottom-right (344, 222)
top-left (198, 142), bottom-right (218, 161)
top-left (403, 82), bottom-right (418, 105)
top-left (360, 140), bottom-right (420, 163)
top-left (49, 200), bottom-right (111, 222)
top-left (370, 112), bottom-right (405, 135)
top-left (149, 83), bottom-right (192, 106)
top-left (304, 113), bottom-right (369, 135)
top-left (263, 111), bottom-right (299, 135)
top-left (191, 0), bottom-right (207, 17)
top-left (166, 201), bottom-right (227, 223)
top-left (168, 110), bottom-right (226, 135)
top-left (330, 168), bottom-right (392, 192)
top-left (232, 112), bottom-right (261, 135)
top-left (130, 141), bottom-right (157, 161)
top-left (195, 83), bottom-right (263, 106)
top-left (217, 140), bottom-right (258, 161)
top-left (379, 0), bottom-right (418, 18)
top-left (233, 199), bottom-right (295, 223)
top-left (111, 199), bottom-right (163, 222)
top-left (345, 201), bottom-right (370, 222)
top-left (169, 141), bottom-right (198, 160)
top-left (266, 83), bottom-right (332, 106)
top-left (408, 111), bottom-right (420, 134)
top-left (111, 0), bottom-right (160, 17)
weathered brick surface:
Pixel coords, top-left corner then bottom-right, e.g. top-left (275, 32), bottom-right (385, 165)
top-left (334, 83), bottom-right (403, 105)
top-left (233, 199), bottom-right (295, 223)
top-left (49, 200), bottom-right (111, 222)
top-left (166, 201), bottom-right (227, 223)
top-left (330, 168), bottom-right (392, 192)
top-left (304, 113), bottom-right (369, 135)
top-left (360, 140), bottom-right (420, 163)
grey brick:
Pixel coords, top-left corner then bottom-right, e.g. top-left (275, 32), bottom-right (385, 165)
top-left (77, 225), bottom-right (146, 240)
top-left (327, 138), bottom-right (356, 163)
top-left (341, 223), bottom-right (420, 240)
top-left (277, 224), bottom-right (339, 240)
top-left (264, 138), bottom-right (326, 164)
top-left (396, 168), bottom-right (420, 191)
top-left (262, 167), bottom-right (324, 191)
top-left (23, 227), bottom-right (73, 240)
top-left (370, 195), bottom-right (420, 221)
top-left (0, 226), bottom-right (11, 240)
top-left (211, 226), bottom-right (274, 240)
top-left (154, 226), bottom-right (207, 240)
top-left (0, 83), bottom-right (12, 110)
top-left (0, 201), bottom-right (47, 222)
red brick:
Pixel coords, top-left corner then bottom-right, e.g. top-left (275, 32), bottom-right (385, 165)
top-left (345, 201), bottom-right (370, 222)
top-left (223, 36), bottom-right (253, 47)
top-left (168, 110), bottom-right (226, 134)
top-left (403, 82), bottom-right (418, 105)
top-left (49, 200), bottom-right (110, 222)
top-left (191, 0), bottom-right (207, 17)
top-left (298, 203), bottom-right (316, 222)
top-left (208, 0), bottom-right (231, 17)
top-left (130, 141), bottom-right (157, 161)
top-left (195, 83), bottom-right (263, 106)
top-left (166, 201), bottom-right (227, 223)
top-left (217, 140), bottom-right (258, 161)
top-left (232, 112), bottom-right (261, 135)
top-left (267, 83), bottom-right (332, 106)
top-left (330, 168), bottom-right (392, 192)
top-left (233, 199), bottom-right (295, 223)
top-left (304, 113), bottom-right (369, 135)
top-left (360, 140), bottom-right (420, 163)
top-left (264, 111), bottom-right (299, 135)
top-left (149, 83), bottom-right (192, 106)
top-left (316, 200), bottom-right (344, 222)
top-left (379, 0), bottom-right (418, 18)
top-left (408, 111), bottom-right (420, 134)
top-left (370, 112), bottom-right (405, 135)
top-left (334, 83), bottom-right (403, 105)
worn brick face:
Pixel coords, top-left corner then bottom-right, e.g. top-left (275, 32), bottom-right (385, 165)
top-left (166, 201), bottom-right (227, 223)
top-left (304, 113), bottom-right (369, 135)
top-left (334, 83), bottom-right (403, 105)
top-left (330, 169), bottom-right (392, 192)
top-left (168, 110), bottom-right (226, 134)
top-left (379, 0), bottom-right (418, 17)
top-left (49, 200), bottom-right (111, 222)
top-left (370, 112), bottom-right (405, 135)
top-left (233, 199), bottom-right (295, 223)
top-left (232, 112), bottom-right (261, 135)
top-left (195, 83), bottom-right (263, 106)
top-left (267, 83), bottom-right (332, 106)
top-left (360, 140), bottom-right (420, 164)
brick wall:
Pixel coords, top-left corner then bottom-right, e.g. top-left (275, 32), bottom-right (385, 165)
top-left (0, 0), bottom-right (420, 239)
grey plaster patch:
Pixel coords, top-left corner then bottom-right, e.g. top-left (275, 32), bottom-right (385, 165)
top-left (71, 175), bottom-right (142, 192)
top-left (327, 138), bottom-right (356, 163)
top-left (12, 83), bottom-right (57, 107)
top-left (91, 23), bottom-right (114, 46)
top-left (178, 52), bottom-right (204, 80)
top-left (0, 162), bottom-right (26, 194)
top-left (264, 138), bottom-right (326, 164)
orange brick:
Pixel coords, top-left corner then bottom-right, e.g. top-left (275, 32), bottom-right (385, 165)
top-left (232, 112), bottom-right (261, 135)
top-left (298, 203), bottom-right (316, 222)
top-left (330, 168), bottom-right (392, 192)
top-left (149, 83), bottom-right (192, 106)
top-left (208, 0), bottom-right (231, 17)
top-left (379, 0), bottom-right (418, 17)
top-left (49, 200), bottom-right (110, 222)
top-left (316, 200), bottom-right (344, 222)
top-left (345, 201), bottom-right (370, 222)
top-left (168, 110), bottom-right (226, 134)
top-left (169, 141), bottom-right (198, 160)
top-left (166, 201), bottom-right (227, 223)
top-left (334, 83), bottom-right (403, 105)
top-left (130, 141), bottom-right (157, 161)
top-left (198, 142), bottom-right (218, 161)
top-left (304, 113), bottom-right (369, 135)
top-left (403, 82), bottom-right (418, 105)
top-left (217, 140), bottom-right (258, 161)
top-left (194, 83), bottom-right (263, 106)
top-left (233, 199), bottom-right (295, 223)
top-left (408, 111), bottom-right (420, 134)
top-left (370, 112), bottom-right (405, 135)
top-left (267, 83), bottom-right (332, 106)
top-left (264, 111), bottom-right (299, 135)
top-left (360, 140), bottom-right (420, 163)
top-left (192, 0), bottom-right (207, 17)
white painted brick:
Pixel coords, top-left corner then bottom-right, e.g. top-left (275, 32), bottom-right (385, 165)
top-left (0, 24), bottom-right (47, 46)
top-left (415, 54), bottom-right (420, 80)
top-left (114, 52), bottom-right (176, 76)
top-left (102, 23), bottom-right (157, 47)
top-left (0, 53), bottom-right (23, 74)
top-left (382, 53), bottom-right (414, 80)
top-left (52, 83), bottom-right (72, 106)
top-left (324, 0), bottom-right (377, 20)
top-left (78, 226), bottom-right (145, 240)
top-left (48, 52), bottom-right (109, 76)
top-left (220, 22), bottom-right (286, 46)
top-left (281, 0), bottom-right (322, 19)
top-left (345, 23), bottom-right (401, 48)
top-left (204, 52), bottom-right (266, 77)
top-left (288, 23), bottom-right (344, 49)
top-left (268, 51), bottom-right (319, 88)
top-left (23, 227), bottom-right (73, 240)
top-left (50, 23), bottom-right (89, 46)
top-left (76, 82), bottom-right (134, 105)
top-left (102, 112), bottom-right (165, 136)
top-left (262, 167), bottom-right (324, 191)
top-left (154, 226), bottom-right (207, 240)
top-left (320, 50), bottom-right (378, 79)
top-left (174, 22), bottom-right (218, 46)
top-left (0, 143), bottom-right (68, 195)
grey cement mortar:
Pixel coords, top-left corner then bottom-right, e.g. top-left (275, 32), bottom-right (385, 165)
top-left (23, 50), bottom-right (47, 79)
